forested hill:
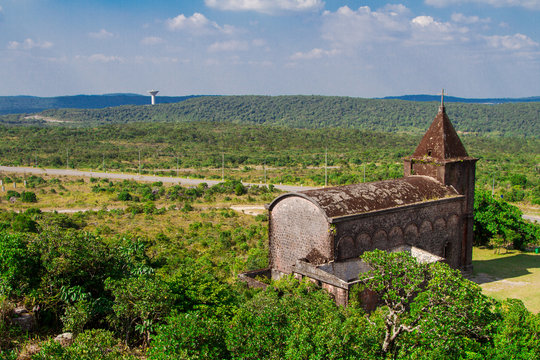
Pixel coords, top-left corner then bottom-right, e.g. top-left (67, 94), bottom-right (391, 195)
top-left (382, 95), bottom-right (540, 104)
top-left (0, 94), bottom-right (199, 115)
top-left (2, 95), bottom-right (539, 137)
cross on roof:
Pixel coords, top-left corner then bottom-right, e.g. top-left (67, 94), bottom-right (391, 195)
top-left (439, 89), bottom-right (446, 107)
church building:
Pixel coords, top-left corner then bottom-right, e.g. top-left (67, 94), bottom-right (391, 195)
top-left (240, 97), bottom-right (478, 306)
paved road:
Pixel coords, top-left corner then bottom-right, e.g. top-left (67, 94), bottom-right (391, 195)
top-left (0, 165), bottom-right (316, 193)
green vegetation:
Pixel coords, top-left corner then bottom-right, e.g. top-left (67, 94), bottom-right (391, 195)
top-left (0, 94), bottom-right (198, 115)
top-left (0, 176), bottom-right (537, 358)
top-left (0, 96), bottom-right (538, 358)
top-left (474, 190), bottom-right (540, 249)
top-left (0, 120), bottom-right (538, 202)
top-left (4, 96), bottom-right (538, 137)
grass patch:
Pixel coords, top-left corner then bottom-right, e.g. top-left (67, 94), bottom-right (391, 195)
top-left (472, 246), bottom-right (540, 313)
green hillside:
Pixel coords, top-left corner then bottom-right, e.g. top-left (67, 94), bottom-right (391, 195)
top-left (5, 95), bottom-right (536, 137)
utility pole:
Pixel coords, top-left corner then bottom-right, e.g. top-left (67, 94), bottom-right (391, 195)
top-left (363, 163), bottom-right (366, 183)
top-left (66, 149), bottom-right (69, 169)
top-left (263, 159), bottom-right (266, 184)
top-left (222, 153), bottom-right (225, 181)
top-left (325, 148), bottom-right (328, 187)
top-left (176, 156), bottom-right (179, 177)
top-left (138, 150), bottom-right (141, 175)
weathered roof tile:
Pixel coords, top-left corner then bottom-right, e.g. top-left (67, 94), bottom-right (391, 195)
top-left (269, 175), bottom-right (460, 219)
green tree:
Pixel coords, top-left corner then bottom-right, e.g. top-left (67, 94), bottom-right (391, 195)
top-left (0, 232), bottom-right (40, 297)
top-left (148, 311), bottom-right (231, 360)
top-left (474, 190), bottom-right (540, 249)
top-left (226, 276), bottom-right (349, 360)
top-left (488, 299), bottom-right (540, 359)
top-left (359, 250), bottom-right (497, 358)
top-left (105, 275), bottom-right (175, 346)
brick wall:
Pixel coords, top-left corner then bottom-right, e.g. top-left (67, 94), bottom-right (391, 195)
top-left (334, 198), bottom-right (464, 269)
top-left (269, 197), bottom-right (331, 274)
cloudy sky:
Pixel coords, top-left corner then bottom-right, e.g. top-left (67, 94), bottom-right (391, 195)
top-left (1, 0), bottom-right (539, 97)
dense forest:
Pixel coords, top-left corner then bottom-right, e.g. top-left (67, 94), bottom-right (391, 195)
top-left (0, 94), bottom-right (199, 115)
top-left (382, 94), bottom-right (540, 103)
top-left (2, 96), bottom-right (539, 137)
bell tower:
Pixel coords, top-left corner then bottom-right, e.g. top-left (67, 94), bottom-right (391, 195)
top-left (403, 90), bottom-right (477, 272)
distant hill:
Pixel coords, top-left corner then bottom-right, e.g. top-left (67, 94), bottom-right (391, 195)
top-left (3, 95), bottom-right (537, 138)
top-left (0, 94), bottom-right (201, 115)
top-left (382, 95), bottom-right (540, 104)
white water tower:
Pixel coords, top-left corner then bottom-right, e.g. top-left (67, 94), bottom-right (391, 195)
top-left (148, 90), bottom-right (159, 105)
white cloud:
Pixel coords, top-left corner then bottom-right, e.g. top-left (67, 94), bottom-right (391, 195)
top-left (0, 5), bottom-right (3, 13)
top-left (75, 54), bottom-right (125, 63)
top-left (205, 0), bottom-right (324, 14)
top-left (290, 48), bottom-right (340, 60)
top-left (451, 13), bottom-right (490, 24)
top-left (410, 15), bottom-right (469, 45)
top-left (89, 29), bottom-right (114, 39)
top-left (208, 40), bottom-right (249, 52)
top-left (425, 0), bottom-right (540, 10)
top-left (321, 6), bottom-right (410, 46)
top-left (252, 38), bottom-right (266, 47)
top-left (321, 4), bottom-right (538, 54)
top-left (484, 33), bottom-right (539, 50)
top-left (166, 12), bottom-right (235, 35)
top-left (7, 38), bottom-right (53, 50)
top-left (134, 56), bottom-right (181, 64)
top-left (141, 36), bottom-right (164, 45)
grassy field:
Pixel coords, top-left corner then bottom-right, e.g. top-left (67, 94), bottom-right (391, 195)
top-left (472, 247), bottom-right (540, 313)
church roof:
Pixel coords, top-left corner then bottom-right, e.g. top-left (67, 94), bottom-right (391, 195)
top-left (411, 105), bottom-right (469, 160)
top-left (268, 176), bottom-right (460, 220)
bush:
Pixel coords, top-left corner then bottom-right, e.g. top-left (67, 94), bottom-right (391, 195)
top-left (0, 232), bottom-right (40, 297)
top-left (20, 191), bottom-right (37, 203)
top-left (61, 299), bottom-right (92, 335)
top-left (234, 183), bottom-right (246, 196)
top-left (11, 214), bottom-right (38, 233)
top-left (5, 190), bottom-right (19, 201)
top-left (34, 329), bottom-right (135, 360)
top-left (117, 191), bottom-right (132, 201)
top-left (148, 311), bottom-right (230, 360)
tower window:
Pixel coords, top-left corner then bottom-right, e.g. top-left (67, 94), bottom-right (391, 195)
top-left (427, 149), bottom-right (433, 156)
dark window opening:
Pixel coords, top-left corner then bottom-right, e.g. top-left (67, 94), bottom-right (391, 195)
top-left (443, 242), bottom-right (451, 263)
top-left (427, 149), bottom-right (433, 156)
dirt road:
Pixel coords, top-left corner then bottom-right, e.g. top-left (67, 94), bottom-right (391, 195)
top-left (0, 165), bottom-right (315, 193)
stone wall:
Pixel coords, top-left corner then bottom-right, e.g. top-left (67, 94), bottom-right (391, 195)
top-left (269, 196), bottom-right (331, 274)
top-left (334, 198), bottom-right (464, 269)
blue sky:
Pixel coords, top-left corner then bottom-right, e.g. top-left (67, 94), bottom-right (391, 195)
top-left (0, 0), bottom-right (539, 97)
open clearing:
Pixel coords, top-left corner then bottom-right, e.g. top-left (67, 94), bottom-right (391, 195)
top-left (471, 247), bottom-right (540, 313)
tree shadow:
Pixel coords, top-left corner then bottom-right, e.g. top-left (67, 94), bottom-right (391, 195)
top-left (471, 253), bottom-right (540, 284)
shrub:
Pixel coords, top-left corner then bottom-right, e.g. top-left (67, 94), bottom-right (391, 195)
top-left (5, 190), bottom-right (19, 201)
top-left (117, 191), bottom-right (132, 201)
top-left (20, 191), bottom-right (37, 203)
top-left (0, 232), bottom-right (40, 297)
top-left (148, 311), bottom-right (230, 360)
top-left (11, 214), bottom-right (38, 233)
top-left (34, 329), bottom-right (135, 360)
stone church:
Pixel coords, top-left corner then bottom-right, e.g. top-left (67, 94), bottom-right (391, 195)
top-left (241, 99), bottom-right (478, 306)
